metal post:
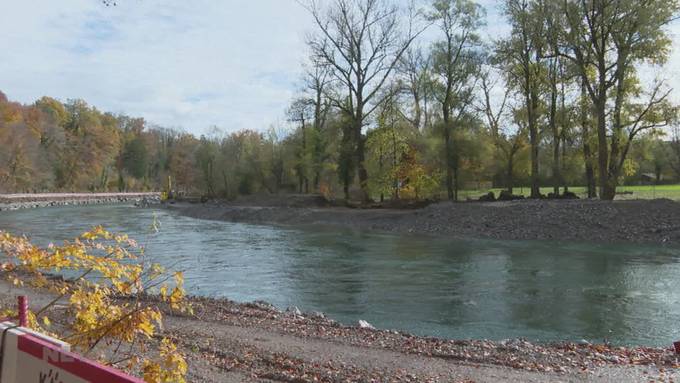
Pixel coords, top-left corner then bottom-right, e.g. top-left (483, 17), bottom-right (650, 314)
top-left (17, 296), bottom-right (27, 327)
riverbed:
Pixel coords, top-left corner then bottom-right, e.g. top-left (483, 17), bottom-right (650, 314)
top-left (1, 204), bottom-right (679, 346)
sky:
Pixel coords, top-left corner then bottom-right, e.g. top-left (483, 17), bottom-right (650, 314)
top-left (0, 1), bottom-right (678, 136)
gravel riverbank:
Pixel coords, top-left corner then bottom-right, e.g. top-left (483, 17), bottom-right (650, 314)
top-left (0, 193), bottom-right (161, 211)
top-left (167, 198), bottom-right (680, 245)
top-left (2, 279), bottom-right (677, 382)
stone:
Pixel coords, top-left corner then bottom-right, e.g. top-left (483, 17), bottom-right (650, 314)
top-left (310, 311), bottom-right (325, 319)
top-left (478, 192), bottom-right (496, 202)
top-left (358, 319), bottom-right (375, 329)
top-left (286, 306), bottom-right (302, 316)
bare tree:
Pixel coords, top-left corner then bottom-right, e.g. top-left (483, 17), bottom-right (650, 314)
top-left (479, 68), bottom-right (515, 191)
top-left (302, 0), bottom-right (425, 201)
top-left (479, 68), bottom-right (509, 142)
top-left (397, 46), bottom-right (431, 131)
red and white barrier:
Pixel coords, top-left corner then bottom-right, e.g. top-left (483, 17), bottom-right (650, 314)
top-left (0, 322), bottom-right (143, 383)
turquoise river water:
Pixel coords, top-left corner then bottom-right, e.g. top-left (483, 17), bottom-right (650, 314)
top-left (1, 204), bottom-right (679, 346)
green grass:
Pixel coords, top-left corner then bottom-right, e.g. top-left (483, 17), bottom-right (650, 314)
top-left (459, 184), bottom-right (680, 201)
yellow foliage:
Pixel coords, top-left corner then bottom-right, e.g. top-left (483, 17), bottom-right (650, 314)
top-left (143, 338), bottom-right (188, 383)
top-left (0, 226), bottom-right (190, 382)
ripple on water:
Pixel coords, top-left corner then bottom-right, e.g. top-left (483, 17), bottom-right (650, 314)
top-left (2, 204), bottom-right (680, 346)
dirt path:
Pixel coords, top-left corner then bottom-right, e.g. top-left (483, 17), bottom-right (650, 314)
top-left (0, 280), bottom-right (676, 382)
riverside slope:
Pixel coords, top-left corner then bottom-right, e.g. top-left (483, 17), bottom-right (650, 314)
top-left (168, 198), bottom-right (680, 244)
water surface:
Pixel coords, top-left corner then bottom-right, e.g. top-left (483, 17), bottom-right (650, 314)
top-left (1, 204), bottom-right (679, 346)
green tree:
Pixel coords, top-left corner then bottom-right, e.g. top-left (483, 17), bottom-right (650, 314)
top-left (559, 0), bottom-right (680, 199)
top-left (429, 0), bottom-right (484, 201)
top-left (497, 0), bottom-right (543, 198)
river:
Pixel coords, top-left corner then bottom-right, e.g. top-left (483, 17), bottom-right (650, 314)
top-left (1, 204), bottom-right (679, 346)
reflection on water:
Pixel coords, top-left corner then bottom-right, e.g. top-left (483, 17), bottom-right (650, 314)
top-left (1, 204), bottom-right (679, 346)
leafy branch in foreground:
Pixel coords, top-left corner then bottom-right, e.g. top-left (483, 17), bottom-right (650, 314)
top-left (0, 226), bottom-right (191, 383)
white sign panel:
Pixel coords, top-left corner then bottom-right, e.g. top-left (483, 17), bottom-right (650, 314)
top-left (0, 322), bottom-right (143, 383)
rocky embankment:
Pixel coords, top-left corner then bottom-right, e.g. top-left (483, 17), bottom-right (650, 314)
top-left (0, 193), bottom-right (161, 211)
top-left (168, 197), bottom-right (680, 244)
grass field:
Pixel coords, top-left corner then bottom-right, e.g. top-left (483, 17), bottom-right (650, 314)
top-left (459, 184), bottom-right (680, 201)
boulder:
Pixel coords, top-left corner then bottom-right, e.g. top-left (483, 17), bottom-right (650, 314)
top-left (498, 190), bottom-right (525, 201)
top-left (562, 191), bottom-right (579, 199)
top-left (478, 192), bottom-right (496, 202)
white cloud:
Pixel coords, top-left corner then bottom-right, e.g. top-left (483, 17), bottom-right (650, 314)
top-left (0, 0), bottom-right (678, 136)
top-left (0, 0), bottom-right (314, 135)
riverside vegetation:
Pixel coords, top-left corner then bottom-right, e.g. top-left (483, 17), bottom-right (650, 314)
top-left (2, 0), bottom-right (680, 203)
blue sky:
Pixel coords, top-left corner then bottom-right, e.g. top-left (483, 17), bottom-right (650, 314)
top-left (0, 1), bottom-right (677, 136)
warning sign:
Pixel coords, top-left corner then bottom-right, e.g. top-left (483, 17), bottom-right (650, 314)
top-left (0, 322), bottom-right (143, 383)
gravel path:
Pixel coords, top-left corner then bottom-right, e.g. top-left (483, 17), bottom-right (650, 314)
top-left (168, 198), bottom-right (680, 244)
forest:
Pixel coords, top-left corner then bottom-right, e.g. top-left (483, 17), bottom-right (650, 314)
top-left (2, 0), bottom-right (680, 202)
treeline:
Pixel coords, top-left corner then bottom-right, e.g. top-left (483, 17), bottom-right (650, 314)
top-left (3, 0), bottom-right (680, 201)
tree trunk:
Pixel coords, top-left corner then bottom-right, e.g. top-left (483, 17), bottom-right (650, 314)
top-left (453, 148), bottom-right (459, 202)
top-left (602, 66), bottom-right (629, 201)
top-left (302, 120), bottom-right (309, 194)
top-left (552, 140), bottom-right (560, 196)
top-left (379, 146), bottom-right (385, 203)
top-left (443, 127), bottom-right (454, 200)
top-left (507, 155), bottom-right (514, 194)
top-left (525, 60), bottom-right (540, 199)
top-left (550, 66), bottom-right (560, 196)
top-left (529, 118), bottom-right (540, 198)
top-left (340, 122), bottom-right (354, 202)
top-left (580, 83), bottom-right (597, 198)
top-left (595, 81), bottom-right (610, 199)
top-left (356, 131), bottom-right (369, 202)
top-left (391, 126), bottom-right (399, 200)
top-left (584, 140), bottom-right (597, 198)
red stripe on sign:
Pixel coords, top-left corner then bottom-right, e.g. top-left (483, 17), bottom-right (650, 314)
top-left (17, 334), bottom-right (144, 383)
